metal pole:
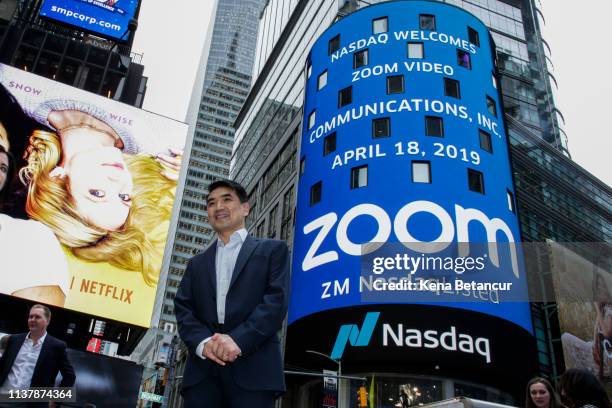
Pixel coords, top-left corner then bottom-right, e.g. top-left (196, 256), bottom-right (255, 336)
top-left (161, 336), bottom-right (178, 408)
top-left (338, 359), bottom-right (344, 408)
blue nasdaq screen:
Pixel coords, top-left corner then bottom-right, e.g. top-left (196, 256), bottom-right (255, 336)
top-left (39, 0), bottom-right (139, 41)
top-left (289, 1), bottom-right (533, 332)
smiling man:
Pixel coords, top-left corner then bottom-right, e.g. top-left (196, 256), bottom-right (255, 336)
top-left (174, 179), bottom-right (290, 408)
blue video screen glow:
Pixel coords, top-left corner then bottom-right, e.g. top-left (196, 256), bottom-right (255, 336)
top-left (39, 0), bottom-right (139, 41)
top-left (289, 1), bottom-right (533, 332)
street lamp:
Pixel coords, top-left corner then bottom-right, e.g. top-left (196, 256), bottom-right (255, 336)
top-left (305, 349), bottom-right (344, 408)
top-left (305, 349), bottom-right (341, 376)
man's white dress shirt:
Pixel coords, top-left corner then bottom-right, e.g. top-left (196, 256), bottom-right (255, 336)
top-left (0, 332), bottom-right (47, 393)
top-left (196, 229), bottom-right (248, 359)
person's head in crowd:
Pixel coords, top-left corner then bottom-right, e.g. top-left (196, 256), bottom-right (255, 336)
top-left (559, 368), bottom-right (611, 408)
top-left (20, 128), bottom-right (175, 285)
top-left (526, 377), bottom-right (563, 408)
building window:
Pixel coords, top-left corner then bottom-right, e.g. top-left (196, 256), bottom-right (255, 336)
top-left (310, 181), bottom-right (322, 206)
top-left (386, 75), bottom-right (404, 94)
top-left (372, 17), bottom-right (388, 34)
top-left (407, 42), bottom-right (424, 59)
top-left (268, 204), bottom-right (278, 238)
top-left (329, 34), bottom-right (340, 55)
top-left (468, 169), bottom-right (485, 194)
top-left (507, 190), bottom-right (515, 212)
top-left (350, 165), bottom-right (368, 189)
top-left (354, 49), bottom-right (368, 68)
top-left (308, 110), bottom-right (316, 129)
top-left (280, 187), bottom-right (294, 243)
top-left (457, 49), bottom-right (471, 69)
top-left (324, 132), bottom-right (337, 156)
top-left (444, 77), bottom-right (460, 98)
top-left (256, 221), bottom-right (265, 238)
top-left (338, 86), bottom-right (352, 107)
top-left (468, 27), bottom-right (480, 47)
top-left (420, 14), bottom-right (436, 30)
top-left (318, 70), bottom-right (328, 90)
top-left (412, 161), bottom-right (431, 183)
top-left (486, 96), bottom-right (497, 117)
top-left (479, 130), bottom-right (492, 153)
top-left (299, 157), bottom-right (305, 176)
top-left (372, 117), bottom-right (390, 138)
top-left (425, 116), bottom-right (444, 137)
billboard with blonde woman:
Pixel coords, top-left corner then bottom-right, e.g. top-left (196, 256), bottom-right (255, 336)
top-left (0, 63), bottom-right (187, 327)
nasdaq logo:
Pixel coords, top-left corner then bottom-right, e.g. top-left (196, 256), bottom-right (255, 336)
top-left (330, 312), bottom-right (380, 359)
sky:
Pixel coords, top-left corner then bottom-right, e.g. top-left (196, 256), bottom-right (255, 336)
top-left (131, 0), bottom-right (611, 188)
top-left (539, 0), bottom-right (612, 187)
top-left (131, 1), bottom-right (215, 121)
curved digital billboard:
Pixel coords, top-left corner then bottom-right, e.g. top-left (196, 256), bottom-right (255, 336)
top-left (287, 1), bottom-right (535, 389)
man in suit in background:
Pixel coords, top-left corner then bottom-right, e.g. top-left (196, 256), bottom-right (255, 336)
top-left (175, 179), bottom-right (290, 408)
top-left (0, 304), bottom-right (75, 398)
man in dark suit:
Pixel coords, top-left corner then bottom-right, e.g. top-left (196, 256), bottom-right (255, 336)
top-left (0, 304), bottom-right (75, 397)
top-left (174, 179), bottom-right (290, 408)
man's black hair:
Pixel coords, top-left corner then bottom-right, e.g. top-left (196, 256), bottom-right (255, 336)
top-left (207, 179), bottom-right (248, 203)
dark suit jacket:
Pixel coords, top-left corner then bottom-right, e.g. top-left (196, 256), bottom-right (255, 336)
top-left (0, 333), bottom-right (75, 388)
top-left (174, 235), bottom-right (290, 392)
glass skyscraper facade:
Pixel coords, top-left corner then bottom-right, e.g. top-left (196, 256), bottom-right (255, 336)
top-left (155, 0), bottom-right (265, 334)
top-left (508, 115), bottom-right (612, 379)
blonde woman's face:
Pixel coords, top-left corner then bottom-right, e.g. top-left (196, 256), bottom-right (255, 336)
top-left (66, 146), bottom-right (133, 231)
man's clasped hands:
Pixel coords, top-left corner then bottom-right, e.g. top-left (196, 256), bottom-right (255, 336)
top-left (203, 333), bottom-right (242, 366)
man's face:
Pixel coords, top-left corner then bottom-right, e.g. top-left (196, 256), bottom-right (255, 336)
top-left (206, 186), bottom-right (249, 235)
top-left (28, 307), bottom-right (50, 333)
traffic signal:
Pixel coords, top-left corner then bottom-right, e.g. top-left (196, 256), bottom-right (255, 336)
top-left (358, 385), bottom-right (367, 407)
